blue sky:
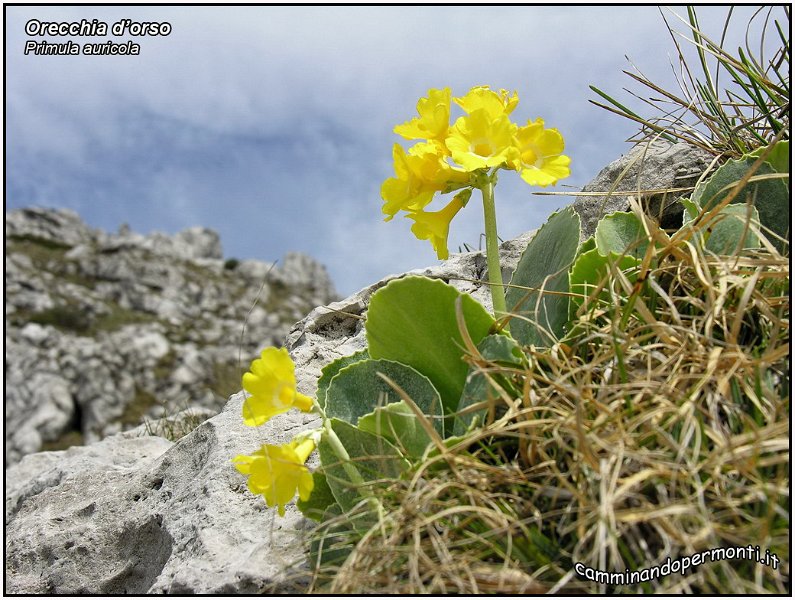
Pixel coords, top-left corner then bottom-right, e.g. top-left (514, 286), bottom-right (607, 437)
top-left (5, 5), bottom-right (776, 295)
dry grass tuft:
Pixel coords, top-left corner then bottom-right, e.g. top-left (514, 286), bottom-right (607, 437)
top-left (306, 211), bottom-right (789, 594)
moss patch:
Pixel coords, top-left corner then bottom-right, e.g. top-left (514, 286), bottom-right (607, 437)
top-left (120, 387), bottom-right (160, 427)
top-left (92, 303), bottom-right (155, 333)
top-left (208, 361), bottom-right (242, 402)
top-left (40, 430), bottom-right (84, 452)
top-left (28, 304), bottom-right (92, 334)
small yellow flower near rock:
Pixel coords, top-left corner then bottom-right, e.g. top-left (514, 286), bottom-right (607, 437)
top-left (510, 118), bottom-right (572, 187)
top-left (233, 437), bottom-right (315, 516)
top-left (394, 87), bottom-right (452, 143)
top-left (241, 347), bottom-right (313, 427)
top-left (407, 189), bottom-right (471, 260)
top-left (445, 109), bottom-right (519, 172)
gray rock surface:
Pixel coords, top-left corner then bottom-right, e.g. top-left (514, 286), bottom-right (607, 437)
top-left (5, 395), bottom-right (319, 594)
top-left (5, 207), bottom-right (337, 464)
top-left (573, 139), bottom-right (713, 239)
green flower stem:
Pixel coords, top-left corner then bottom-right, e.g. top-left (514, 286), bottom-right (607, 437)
top-left (479, 175), bottom-right (508, 321)
top-left (321, 419), bottom-right (366, 486)
top-left (320, 415), bottom-right (386, 520)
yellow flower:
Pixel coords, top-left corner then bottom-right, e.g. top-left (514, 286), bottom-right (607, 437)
top-left (241, 347), bottom-right (313, 427)
top-left (406, 189), bottom-right (470, 260)
top-left (454, 85), bottom-right (519, 120)
top-left (233, 438), bottom-right (315, 516)
top-left (510, 118), bottom-right (571, 187)
top-left (445, 109), bottom-right (519, 172)
top-left (394, 87), bottom-right (451, 143)
top-left (381, 142), bottom-right (467, 220)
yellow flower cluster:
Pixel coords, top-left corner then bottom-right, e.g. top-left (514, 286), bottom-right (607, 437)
top-left (235, 347), bottom-right (316, 515)
top-left (233, 438), bottom-right (315, 516)
top-left (381, 86), bottom-right (571, 259)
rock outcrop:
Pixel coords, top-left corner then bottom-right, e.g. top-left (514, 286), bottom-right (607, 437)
top-left (5, 397), bottom-right (318, 594)
top-left (572, 139), bottom-right (712, 237)
top-left (5, 207), bottom-right (337, 464)
top-left (5, 141), bottom-right (712, 593)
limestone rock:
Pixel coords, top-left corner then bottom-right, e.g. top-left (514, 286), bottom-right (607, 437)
top-left (5, 207), bottom-right (94, 248)
top-left (5, 208), bottom-right (337, 464)
top-left (6, 224), bottom-right (545, 593)
top-left (5, 395), bottom-right (319, 594)
top-left (573, 140), bottom-right (713, 238)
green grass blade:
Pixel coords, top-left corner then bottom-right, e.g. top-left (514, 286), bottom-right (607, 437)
top-left (688, 7), bottom-right (717, 95)
top-left (587, 97), bottom-right (678, 144)
top-left (774, 19), bottom-right (790, 61)
top-left (589, 85), bottom-right (642, 120)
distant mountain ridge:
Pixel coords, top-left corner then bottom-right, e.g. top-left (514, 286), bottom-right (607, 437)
top-left (5, 206), bottom-right (338, 464)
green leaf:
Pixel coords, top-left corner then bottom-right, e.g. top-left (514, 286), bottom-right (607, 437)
top-left (453, 334), bottom-right (523, 436)
top-left (681, 196), bottom-right (707, 247)
top-left (477, 332), bottom-right (523, 364)
top-left (325, 358), bottom-right (442, 433)
top-left (595, 211), bottom-right (649, 258)
top-left (569, 247), bottom-right (641, 310)
top-left (749, 140), bottom-right (790, 178)
top-left (358, 400), bottom-right (437, 459)
top-left (505, 207), bottom-right (580, 348)
top-left (318, 418), bottom-right (408, 513)
top-left (704, 204), bottom-right (762, 255)
top-left (316, 349), bottom-right (368, 410)
top-left (577, 236), bottom-right (596, 256)
top-left (308, 503), bottom-right (357, 569)
top-left (366, 276), bottom-right (495, 416)
top-left (681, 197), bottom-right (700, 225)
top-left (296, 471), bottom-right (336, 522)
top-left (692, 156), bottom-right (789, 250)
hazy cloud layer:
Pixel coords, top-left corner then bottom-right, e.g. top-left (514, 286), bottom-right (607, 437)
top-left (6, 5), bottom-right (771, 294)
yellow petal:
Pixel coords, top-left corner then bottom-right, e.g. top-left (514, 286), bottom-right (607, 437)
top-left (232, 454), bottom-right (254, 475)
top-left (407, 191), bottom-right (468, 259)
top-left (240, 347), bottom-right (313, 426)
top-left (514, 119), bottom-right (571, 187)
top-left (394, 87), bottom-right (451, 142)
top-left (293, 392), bottom-right (314, 412)
top-left (234, 440), bottom-right (315, 516)
top-left (454, 85), bottom-right (519, 120)
top-left (520, 155), bottom-right (571, 187)
top-left (446, 110), bottom-right (518, 172)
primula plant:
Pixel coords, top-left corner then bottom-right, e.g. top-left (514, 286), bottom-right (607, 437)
top-left (234, 85), bottom-right (576, 523)
top-left (233, 70), bottom-right (788, 592)
top-left (381, 86), bottom-right (571, 319)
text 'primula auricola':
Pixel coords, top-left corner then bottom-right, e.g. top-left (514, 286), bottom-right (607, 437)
top-left (381, 85), bottom-right (571, 319)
